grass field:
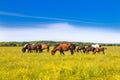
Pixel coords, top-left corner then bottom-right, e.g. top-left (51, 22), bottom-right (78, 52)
top-left (0, 46), bottom-right (120, 80)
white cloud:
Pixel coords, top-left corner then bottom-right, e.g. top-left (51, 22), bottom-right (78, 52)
top-left (0, 23), bottom-right (120, 43)
top-left (0, 11), bottom-right (81, 22)
top-left (0, 11), bottom-right (103, 24)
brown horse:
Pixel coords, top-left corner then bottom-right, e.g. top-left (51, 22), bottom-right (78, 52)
top-left (51, 42), bottom-right (75, 55)
top-left (22, 44), bottom-right (42, 53)
top-left (93, 47), bottom-right (106, 54)
top-left (76, 46), bottom-right (86, 52)
top-left (41, 44), bottom-right (50, 52)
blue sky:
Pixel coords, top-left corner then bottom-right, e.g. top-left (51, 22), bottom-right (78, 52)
top-left (0, 0), bottom-right (120, 43)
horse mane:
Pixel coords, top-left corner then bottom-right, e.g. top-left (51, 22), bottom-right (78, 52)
top-left (53, 44), bottom-right (60, 49)
top-left (23, 43), bottom-right (30, 48)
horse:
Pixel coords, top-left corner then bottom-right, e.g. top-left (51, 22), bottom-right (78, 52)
top-left (93, 47), bottom-right (107, 54)
top-left (22, 44), bottom-right (42, 53)
top-left (51, 42), bottom-right (75, 55)
top-left (83, 46), bottom-right (95, 54)
top-left (83, 44), bottom-right (102, 54)
top-left (76, 46), bottom-right (86, 52)
top-left (41, 44), bottom-right (50, 52)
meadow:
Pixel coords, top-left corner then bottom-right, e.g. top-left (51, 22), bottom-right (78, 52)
top-left (0, 46), bottom-right (120, 80)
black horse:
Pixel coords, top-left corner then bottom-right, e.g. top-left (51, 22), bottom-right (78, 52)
top-left (22, 44), bottom-right (42, 53)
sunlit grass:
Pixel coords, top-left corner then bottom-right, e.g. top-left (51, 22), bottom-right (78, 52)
top-left (0, 46), bottom-right (120, 80)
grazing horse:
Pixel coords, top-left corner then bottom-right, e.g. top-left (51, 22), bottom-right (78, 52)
top-left (51, 43), bottom-right (74, 55)
top-left (93, 47), bottom-right (106, 54)
top-left (83, 46), bottom-right (94, 54)
top-left (76, 46), bottom-right (86, 52)
top-left (41, 44), bottom-right (50, 52)
top-left (22, 44), bottom-right (42, 53)
top-left (83, 44), bottom-right (102, 54)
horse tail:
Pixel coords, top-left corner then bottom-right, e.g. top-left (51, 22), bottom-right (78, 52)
top-left (73, 44), bottom-right (76, 52)
top-left (47, 45), bottom-right (50, 52)
top-left (37, 44), bottom-right (42, 53)
top-left (70, 49), bottom-right (73, 55)
top-left (104, 47), bottom-right (107, 49)
top-left (70, 45), bottom-right (75, 55)
top-left (92, 47), bottom-right (96, 52)
top-left (83, 49), bottom-right (86, 53)
top-left (76, 47), bottom-right (79, 52)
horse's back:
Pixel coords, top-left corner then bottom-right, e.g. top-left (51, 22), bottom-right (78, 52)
top-left (30, 44), bottom-right (41, 50)
top-left (42, 44), bottom-right (49, 48)
top-left (59, 43), bottom-right (74, 51)
top-left (91, 44), bottom-right (101, 48)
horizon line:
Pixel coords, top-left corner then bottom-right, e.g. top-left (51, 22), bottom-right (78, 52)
top-left (0, 40), bottom-right (119, 44)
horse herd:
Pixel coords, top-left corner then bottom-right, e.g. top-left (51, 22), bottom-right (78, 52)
top-left (22, 43), bottom-right (107, 55)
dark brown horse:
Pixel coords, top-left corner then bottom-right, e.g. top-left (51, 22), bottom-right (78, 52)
top-left (22, 44), bottom-right (42, 53)
top-left (93, 47), bottom-right (107, 54)
top-left (83, 46), bottom-right (95, 54)
top-left (51, 43), bottom-right (75, 55)
top-left (76, 46), bottom-right (86, 52)
top-left (41, 44), bottom-right (50, 52)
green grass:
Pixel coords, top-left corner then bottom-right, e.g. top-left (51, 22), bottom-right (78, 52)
top-left (0, 46), bottom-right (120, 80)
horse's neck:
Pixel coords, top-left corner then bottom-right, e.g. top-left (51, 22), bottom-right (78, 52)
top-left (52, 48), bottom-right (57, 53)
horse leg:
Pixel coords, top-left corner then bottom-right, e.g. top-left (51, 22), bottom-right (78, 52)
top-left (30, 50), bottom-right (32, 53)
top-left (62, 51), bottom-right (65, 55)
top-left (60, 50), bottom-right (64, 55)
top-left (36, 49), bottom-right (38, 53)
top-left (28, 50), bottom-right (31, 53)
top-left (97, 51), bottom-right (100, 54)
top-left (87, 51), bottom-right (89, 54)
top-left (93, 51), bottom-right (96, 54)
top-left (38, 49), bottom-right (42, 53)
top-left (29, 47), bottom-right (32, 53)
top-left (60, 51), bottom-right (62, 55)
top-left (80, 49), bottom-right (83, 53)
top-left (28, 49), bottom-right (30, 53)
top-left (87, 50), bottom-right (90, 54)
top-left (38, 48), bottom-right (42, 53)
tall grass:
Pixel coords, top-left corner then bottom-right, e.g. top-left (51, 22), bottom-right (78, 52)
top-left (0, 46), bottom-right (120, 80)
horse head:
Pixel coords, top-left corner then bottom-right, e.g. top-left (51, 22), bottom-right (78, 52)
top-left (51, 50), bottom-right (56, 55)
top-left (22, 44), bottom-right (30, 53)
top-left (22, 47), bottom-right (26, 53)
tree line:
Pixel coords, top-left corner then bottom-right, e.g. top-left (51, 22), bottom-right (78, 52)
top-left (0, 41), bottom-right (119, 47)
